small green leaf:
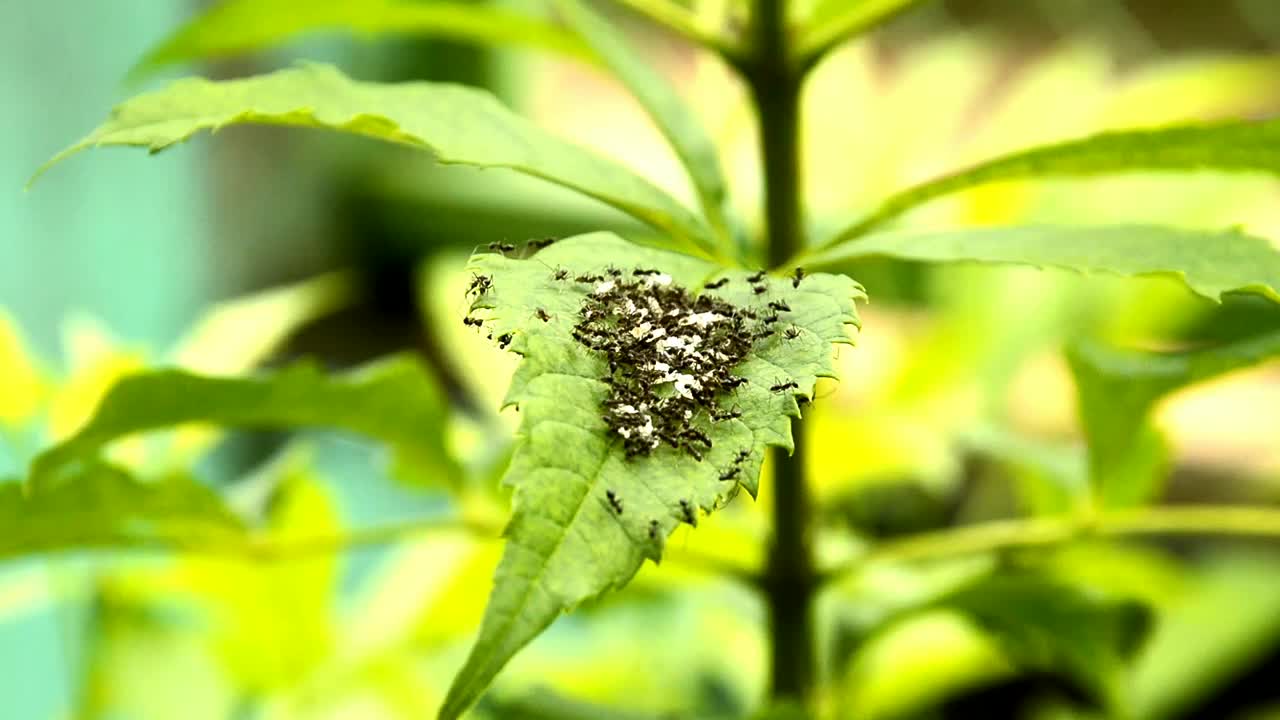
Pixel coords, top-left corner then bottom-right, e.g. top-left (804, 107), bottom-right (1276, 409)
top-left (554, 0), bottom-right (733, 250)
top-left (805, 224), bottom-right (1280, 303)
top-left (1067, 330), bottom-right (1280, 507)
top-left (439, 233), bottom-right (863, 718)
top-left (33, 356), bottom-right (456, 488)
top-left (35, 63), bottom-right (714, 252)
top-left (825, 118), bottom-right (1280, 243)
top-left (131, 0), bottom-right (594, 81)
top-left (799, 0), bottom-right (935, 65)
top-left (0, 463), bottom-right (242, 560)
top-left (937, 573), bottom-right (1152, 712)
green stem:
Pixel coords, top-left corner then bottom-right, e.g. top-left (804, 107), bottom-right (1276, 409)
top-left (747, 0), bottom-right (816, 703)
top-left (824, 505), bottom-right (1280, 582)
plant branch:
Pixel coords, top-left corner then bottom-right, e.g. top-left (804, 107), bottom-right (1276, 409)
top-left (822, 504), bottom-right (1280, 582)
top-left (747, 0), bottom-right (815, 704)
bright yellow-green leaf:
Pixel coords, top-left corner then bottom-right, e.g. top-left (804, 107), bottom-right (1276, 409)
top-left (0, 311), bottom-right (46, 427)
top-left (36, 63), bottom-right (715, 252)
top-left (799, 0), bottom-right (936, 66)
top-left (131, 0), bottom-right (594, 80)
top-left (805, 224), bottom-right (1280, 303)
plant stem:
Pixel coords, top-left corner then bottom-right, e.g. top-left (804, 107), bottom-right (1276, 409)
top-left (747, 0), bottom-right (816, 704)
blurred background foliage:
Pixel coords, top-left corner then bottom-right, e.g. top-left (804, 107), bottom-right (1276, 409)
top-left (3, 0), bottom-right (1280, 718)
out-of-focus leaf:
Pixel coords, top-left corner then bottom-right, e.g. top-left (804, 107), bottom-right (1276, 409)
top-left (936, 574), bottom-right (1153, 712)
top-left (554, 0), bottom-right (732, 248)
top-left (826, 118), bottom-right (1280, 242)
top-left (962, 424), bottom-right (1089, 516)
top-left (805, 224), bottom-right (1280, 303)
top-left (132, 0), bottom-right (593, 80)
top-left (169, 271), bottom-right (353, 375)
top-left (0, 311), bottom-right (46, 428)
top-left (799, 0), bottom-right (935, 65)
top-left (1132, 549), bottom-right (1280, 720)
top-left (33, 356), bottom-right (456, 488)
top-left (481, 687), bottom-right (672, 720)
top-left (35, 64), bottom-right (715, 252)
top-left (440, 233), bottom-right (863, 719)
top-left (0, 465), bottom-right (242, 561)
top-left (1067, 330), bottom-right (1280, 507)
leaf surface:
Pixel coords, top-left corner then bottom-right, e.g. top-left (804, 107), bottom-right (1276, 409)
top-left (33, 356), bottom-right (455, 487)
top-left (826, 118), bottom-right (1280, 243)
top-left (805, 224), bottom-right (1280, 303)
top-left (439, 233), bottom-right (863, 718)
top-left (1067, 330), bottom-right (1280, 507)
top-left (800, 0), bottom-right (935, 63)
top-left (132, 0), bottom-right (593, 79)
top-left (0, 463), bottom-right (242, 561)
top-left (36, 64), bottom-right (713, 250)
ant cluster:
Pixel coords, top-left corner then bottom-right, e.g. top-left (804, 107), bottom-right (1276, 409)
top-left (568, 267), bottom-right (780, 461)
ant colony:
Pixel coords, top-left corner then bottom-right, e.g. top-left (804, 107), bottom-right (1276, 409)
top-left (568, 268), bottom-right (791, 462)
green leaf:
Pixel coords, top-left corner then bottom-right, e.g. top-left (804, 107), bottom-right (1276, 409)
top-left (0, 463), bottom-right (242, 560)
top-left (937, 573), bottom-right (1152, 712)
top-left (132, 0), bottom-right (594, 80)
top-left (439, 232), bottom-right (863, 718)
top-left (799, 0), bottom-right (935, 65)
top-left (825, 118), bottom-right (1280, 244)
top-left (35, 63), bottom-right (715, 252)
top-left (33, 355), bottom-right (456, 488)
top-left (553, 0), bottom-right (733, 249)
top-left (1067, 330), bottom-right (1280, 507)
top-left (804, 224), bottom-right (1280, 303)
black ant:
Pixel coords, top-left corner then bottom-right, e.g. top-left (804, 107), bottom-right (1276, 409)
top-left (552, 268), bottom-right (570, 281)
top-left (682, 428), bottom-right (712, 447)
top-left (487, 242), bottom-right (516, 254)
top-left (575, 273), bottom-right (605, 283)
top-left (605, 266), bottom-right (623, 277)
top-left (534, 308), bottom-right (551, 322)
top-left (783, 326), bottom-right (801, 340)
top-left (752, 285), bottom-right (767, 295)
top-left (704, 278), bottom-right (729, 289)
top-left (467, 274), bottom-right (492, 295)
top-left (497, 333), bottom-right (513, 349)
top-left (529, 237), bottom-right (557, 251)
top-left (735, 448), bottom-right (750, 463)
top-left (463, 316), bottom-right (483, 327)
top-left (711, 406), bottom-right (742, 422)
top-left (719, 466), bottom-right (740, 482)
top-left (747, 270), bottom-right (766, 283)
top-left (678, 499), bottom-right (697, 526)
top-left (770, 379), bottom-right (799, 393)
top-left (633, 268), bottom-right (661, 276)
top-left (756, 328), bottom-right (776, 340)
top-left (791, 267), bottom-right (806, 288)
top-left (768, 300), bottom-right (791, 312)
top-left (762, 313), bottom-right (779, 324)
top-left (606, 489), bottom-right (624, 515)
top-left (648, 519), bottom-right (660, 539)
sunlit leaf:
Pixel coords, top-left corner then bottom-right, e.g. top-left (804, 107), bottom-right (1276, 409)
top-left (439, 233), bottom-right (863, 718)
top-left (805, 224), bottom-right (1280, 303)
top-left (825, 118), bottom-right (1280, 243)
top-left (0, 311), bottom-right (46, 428)
top-left (33, 356), bottom-right (456, 488)
top-left (1067, 330), bottom-right (1280, 507)
top-left (35, 63), bottom-right (715, 252)
top-left (554, 0), bottom-right (733, 248)
top-left (131, 0), bottom-right (593, 80)
top-left (0, 464), bottom-right (242, 561)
